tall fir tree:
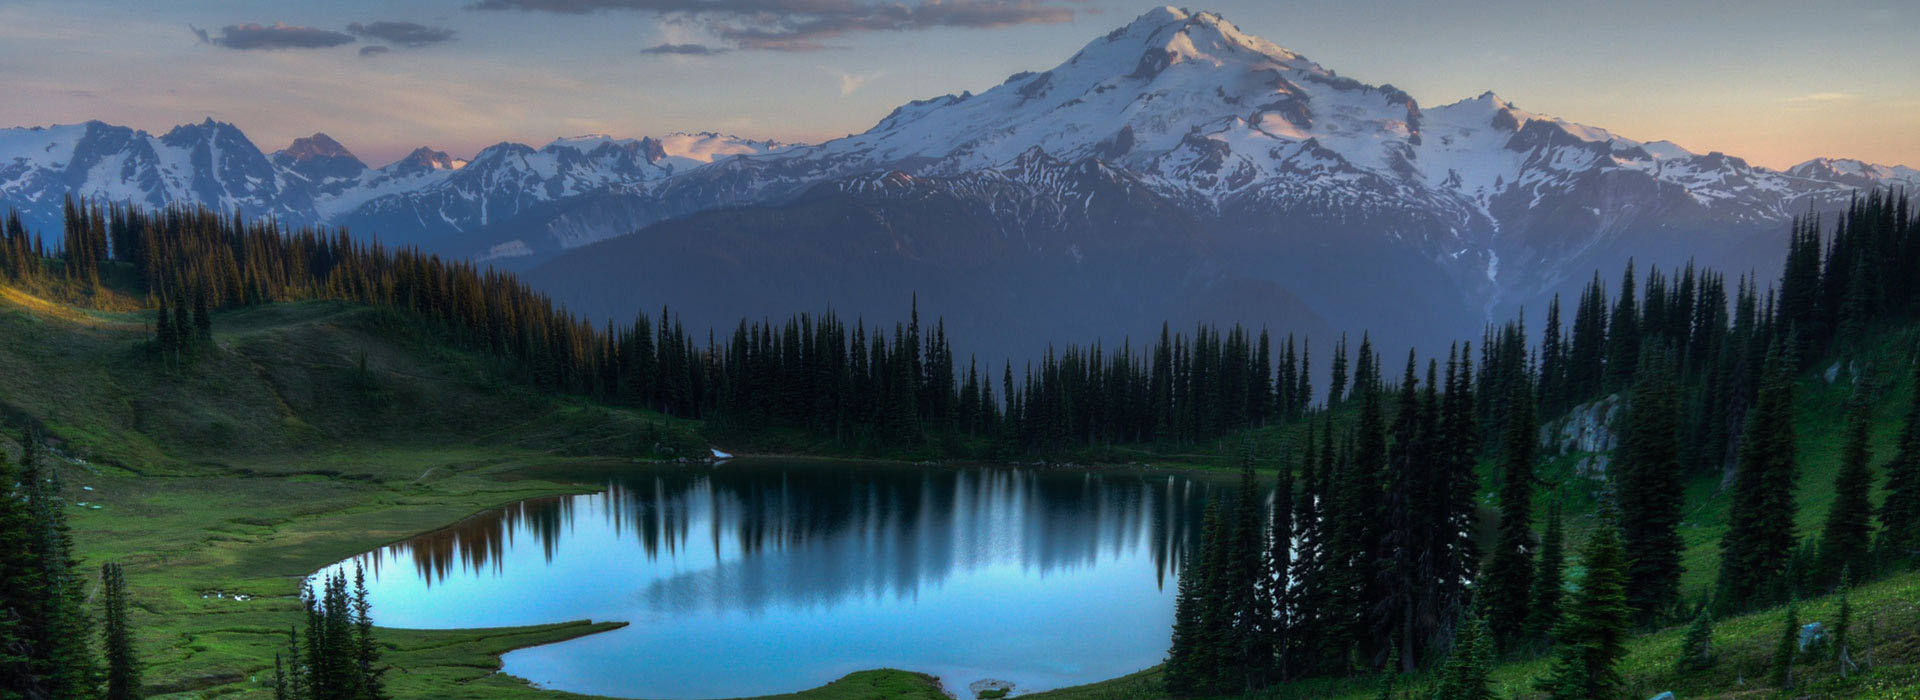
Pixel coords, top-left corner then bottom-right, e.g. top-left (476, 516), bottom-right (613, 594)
top-left (1536, 504), bottom-right (1631, 700)
top-left (1769, 602), bottom-right (1800, 689)
top-left (0, 437), bottom-right (44, 699)
top-left (1603, 263), bottom-right (1641, 392)
top-left (1614, 343), bottom-right (1685, 626)
top-left (1717, 347), bottom-right (1799, 613)
top-left (1676, 603), bottom-right (1714, 673)
top-left (1524, 496), bottom-right (1566, 648)
top-left (1819, 390), bottom-right (1876, 589)
top-left (1481, 379), bottom-right (1538, 653)
top-left (101, 563), bottom-right (142, 700)
top-left (1430, 611), bottom-right (1495, 700)
top-left (19, 431), bottom-right (102, 700)
top-left (1878, 361), bottom-right (1920, 571)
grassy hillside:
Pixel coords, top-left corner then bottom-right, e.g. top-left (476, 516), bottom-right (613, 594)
top-left (1032, 325), bottom-right (1920, 700)
top-left (9, 275), bottom-right (1919, 700)
top-left (0, 283), bottom-right (948, 700)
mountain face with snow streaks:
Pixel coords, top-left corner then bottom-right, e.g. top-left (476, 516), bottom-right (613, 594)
top-left (2, 6), bottom-right (1913, 356)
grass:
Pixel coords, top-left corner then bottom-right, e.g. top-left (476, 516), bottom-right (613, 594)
top-left (9, 277), bottom-right (1920, 700)
top-left (0, 284), bottom-right (930, 700)
top-left (1029, 570), bottom-right (1920, 700)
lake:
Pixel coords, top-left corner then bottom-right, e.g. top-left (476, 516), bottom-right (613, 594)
top-left (314, 459), bottom-right (1245, 699)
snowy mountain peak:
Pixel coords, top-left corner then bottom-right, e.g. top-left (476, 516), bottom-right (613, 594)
top-left (158, 117), bottom-right (247, 145)
top-left (393, 147), bottom-right (461, 173)
top-left (1081, 5), bottom-right (1313, 80)
top-left (656, 132), bottom-right (796, 163)
top-left (277, 133), bottom-right (356, 162)
top-left (1788, 157), bottom-right (1920, 187)
top-left (272, 133), bottom-right (367, 185)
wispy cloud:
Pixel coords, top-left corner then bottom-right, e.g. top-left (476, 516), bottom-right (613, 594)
top-left (828, 68), bottom-right (882, 96)
top-left (348, 21), bottom-right (457, 48)
top-left (470, 0), bottom-right (1076, 52)
top-left (641, 42), bottom-right (728, 55)
top-left (191, 23), bottom-right (356, 50)
top-left (358, 45), bottom-right (392, 58)
top-left (1786, 92), bottom-right (1856, 103)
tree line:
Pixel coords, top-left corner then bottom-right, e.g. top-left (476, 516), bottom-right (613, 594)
top-left (1, 432), bottom-right (141, 700)
top-left (4, 198), bottom-right (1317, 453)
top-left (1165, 190), bottom-right (1920, 699)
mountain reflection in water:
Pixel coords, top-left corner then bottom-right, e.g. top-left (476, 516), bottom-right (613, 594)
top-left (319, 460), bottom-right (1252, 699)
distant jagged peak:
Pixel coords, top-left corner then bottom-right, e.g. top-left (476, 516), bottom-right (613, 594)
top-left (277, 133), bottom-right (357, 162)
top-left (159, 117), bottom-right (251, 144)
top-left (655, 132), bottom-right (799, 163)
top-left (547, 133), bottom-right (647, 150)
top-left (1087, 6), bottom-right (1311, 74)
top-left (1789, 156), bottom-right (1920, 181)
top-left (393, 146), bottom-right (462, 172)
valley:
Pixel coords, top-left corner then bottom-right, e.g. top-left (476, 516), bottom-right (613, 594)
top-left (5, 5), bottom-right (1920, 700)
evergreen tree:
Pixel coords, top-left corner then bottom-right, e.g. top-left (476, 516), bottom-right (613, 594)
top-left (1165, 545), bottom-right (1206, 695)
top-left (1525, 497), bottom-right (1566, 648)
top-left (1615, 343), bottom-right (1685, 626)
top-left (1603, 263), bottom-right (1641, 392)
top-left (101, 563), bottom-right (141, 700)
top-left (0, 439), bottom-right (44, 699)
top-left (1717, 347), bottom-right (1799, 613)
top-left (19, 432), bottom-right (101, 700)
top-left (1878, 361), bottom-right (1920, 571)
top-left (1430, 612), bottom-right (1494, 700)
top-left (1481, 380), bottom-right (1537, 653)
top-left (1818, 391), bottom-right (1876, 589)
top-left (1769, 602), bottom-right (1800, 689)
top-left (1567, 274), bottom-right (1609, 403)
top-left (1834, 573), bottom-right (1857, 678)
top-left (351, 566), bottom-right (387, 700)
top-left (1536, 505), bottom-right (1631, 700)
top-left (1675, 603), bottom-right (1714, 673)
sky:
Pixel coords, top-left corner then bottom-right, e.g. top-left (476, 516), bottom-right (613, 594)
top-left (2, 0), bottom-right (1916, 169)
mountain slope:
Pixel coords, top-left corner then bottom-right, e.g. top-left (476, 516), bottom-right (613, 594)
top-left (4, 6), bottom-right (1917, 355)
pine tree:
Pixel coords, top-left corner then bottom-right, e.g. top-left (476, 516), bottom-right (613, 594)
top-left (1877, 361), bottom-right (1920, 571)
top-left (1615, 343), bottom-right (1685, 626)
top-left (351, 565), bottom-right (387, 700)
top-left (101, 563), bottom-right (142, 700)
top-left (1430, 612), bottom-right (1494, 700)
top-left (1769, 602), bottom-right (1800, 689)
top-left (0, 439), bottom-right (44, 699)
top-left (1676, 603), bottom-right (1714, 673)
top-left (1536, 505), bottom-right (1631, 700)
top-left (1166, 547), bottom-right (1206, 695)
top-left (20, 432), bottom-right (102, 699)
top-left (1717, 347), bottom-right (1799, 613)
top-left (1834, 573), bottom-right (1856, 678)
top-left (1603, 263), bottom-right (1641, 392)
top-left (1266, 456), bottom-right (1293, 681)
top-left (1525, 497), bottom-right (1566, 648)
top-left (1819, 391), bottom-right (1876, 589)
top-left (1482, 380), bottom-right (1537, 652)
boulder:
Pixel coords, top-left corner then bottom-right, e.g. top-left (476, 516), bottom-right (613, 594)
top-left (1799, 621), bottom-right (1827, 651)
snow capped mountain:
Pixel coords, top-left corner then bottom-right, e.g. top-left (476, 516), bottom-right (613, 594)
top-left (271, 133), bottom-right (366, 190)
top-left (1788, 158), bottom-right (1920, 191)
top-left (0, 119), bottom-right (792, 249)
top-left (1, 6), bottom-right (1915, 353)
top-left (0, 119), bottom-right (307, 234)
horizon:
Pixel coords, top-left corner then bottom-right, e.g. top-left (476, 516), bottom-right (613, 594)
top-left (3, 0), bottom-right (1916, 170)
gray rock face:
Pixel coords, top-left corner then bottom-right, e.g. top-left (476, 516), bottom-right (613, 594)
top-left (1800, 621), bottom-right (1828, 651)
top-left (1542, 393), bottom-right (1621, 455)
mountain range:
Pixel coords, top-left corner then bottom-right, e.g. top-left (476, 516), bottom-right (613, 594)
top-left (5, 6), bottom-right (1916, 359)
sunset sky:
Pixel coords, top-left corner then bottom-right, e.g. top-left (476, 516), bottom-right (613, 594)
top-left (4, 0), bottom-right (1915, 169)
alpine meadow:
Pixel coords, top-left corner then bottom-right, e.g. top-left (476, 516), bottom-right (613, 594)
top-left (3, 3), bottom-right (1920, 700)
